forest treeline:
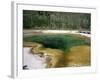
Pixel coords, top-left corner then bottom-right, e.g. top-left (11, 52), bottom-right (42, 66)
top-left (23, 10), bottom-right (91, 30)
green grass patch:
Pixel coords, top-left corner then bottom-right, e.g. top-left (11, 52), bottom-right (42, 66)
top-left (23, 34), bottom-right (90, 52)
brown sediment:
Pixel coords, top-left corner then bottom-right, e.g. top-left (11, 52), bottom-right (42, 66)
top-left (23, 42), bottom-right (91, 68)
top-left (23, 42), bottom-right (44, 47)
top-left (65, 45), bottom-right (91, 67)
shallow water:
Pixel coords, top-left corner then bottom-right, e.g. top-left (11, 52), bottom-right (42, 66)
top-left (66, 45), bottom-right (90, 67)
top-left (23, 47), bottom-right (46, 69)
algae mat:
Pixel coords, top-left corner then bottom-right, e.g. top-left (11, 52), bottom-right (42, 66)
top-left (65, 45), bottom-right (90, 67)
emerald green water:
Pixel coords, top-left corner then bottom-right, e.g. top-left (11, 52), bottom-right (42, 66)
top-left (23, 34), bottom-right (90, 52)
